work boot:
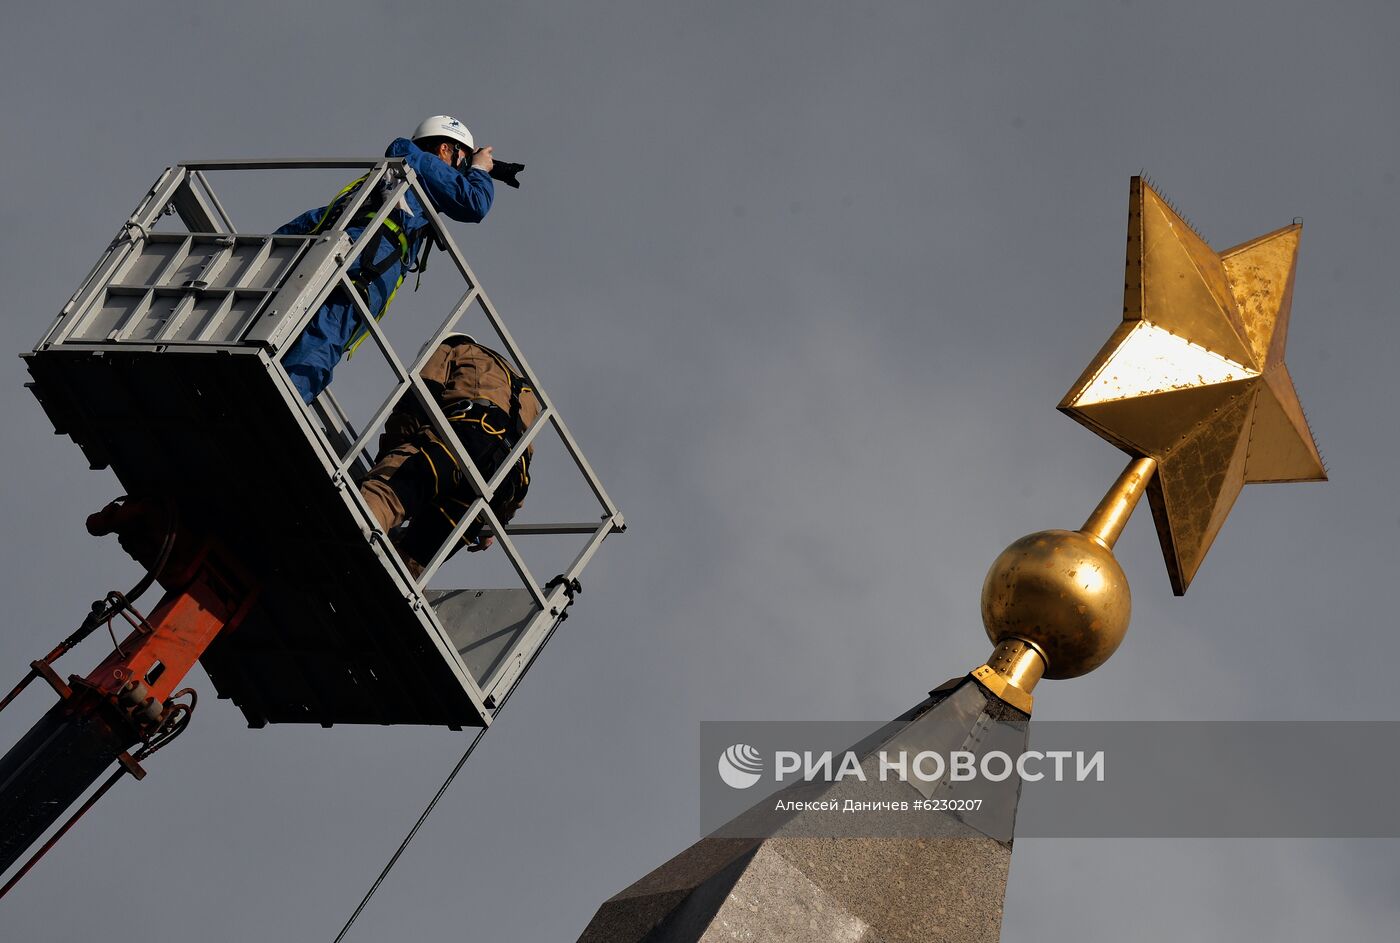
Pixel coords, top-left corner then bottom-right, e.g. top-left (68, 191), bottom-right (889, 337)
top-left (388, 529), bottom-right (426, 580)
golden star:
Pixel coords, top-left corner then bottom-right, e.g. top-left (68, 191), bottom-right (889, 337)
top-left (1059, 177), bottom-right (1326, 594)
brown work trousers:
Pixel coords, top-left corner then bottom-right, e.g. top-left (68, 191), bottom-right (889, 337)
top-left (360, 404), bottom-right (529, 572)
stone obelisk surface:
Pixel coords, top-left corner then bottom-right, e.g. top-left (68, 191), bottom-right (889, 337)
top-left (577, 677), bottom-right (1029, 943)
top-left (578, 177), bottom-right (1327, 943)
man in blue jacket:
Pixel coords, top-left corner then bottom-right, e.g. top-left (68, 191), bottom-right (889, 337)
top-left (277, 115), bottom-right (496, 403)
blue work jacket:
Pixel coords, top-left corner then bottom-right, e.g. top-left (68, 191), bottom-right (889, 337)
top-left (277, 138), bottom-right (493, 402)
top-left (276, 137), bottom-right (493, 318)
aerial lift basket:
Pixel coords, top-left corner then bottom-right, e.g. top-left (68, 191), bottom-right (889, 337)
top-left (19, 158), bottom-right (624, 733)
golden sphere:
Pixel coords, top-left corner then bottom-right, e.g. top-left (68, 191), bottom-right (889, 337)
top-left (980, 529), bottom-right (1131, 680)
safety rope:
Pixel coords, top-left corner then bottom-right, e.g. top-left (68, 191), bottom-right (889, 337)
top-left (329, 727), bottom-right (488, 943)
top-left (329, 604), bottom-right (572, 942)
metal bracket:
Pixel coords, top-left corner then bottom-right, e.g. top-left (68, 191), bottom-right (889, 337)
top-left (969, 664), bottom-right (1034, 715)
top-left (114, 750), bottom-right (147, 780)
top-left (28, 662), bottom-right (72, 701)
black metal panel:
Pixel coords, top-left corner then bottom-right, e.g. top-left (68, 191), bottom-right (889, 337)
top-left (23, 348), bottom-right (487, 729)
top-left (0, 702), bottom-right (125, 875)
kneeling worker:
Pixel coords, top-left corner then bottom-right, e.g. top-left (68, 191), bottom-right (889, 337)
top-left (359, 334), bottom-right (539, 577)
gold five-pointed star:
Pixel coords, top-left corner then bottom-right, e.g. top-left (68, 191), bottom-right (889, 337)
top-left (1059, 177), bottom-right (1326, 594)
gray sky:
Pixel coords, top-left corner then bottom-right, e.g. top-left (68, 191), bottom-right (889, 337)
top-left (2, 1), bottom-right (1398, 939)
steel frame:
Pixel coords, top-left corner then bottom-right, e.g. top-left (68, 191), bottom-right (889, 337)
top-left (33, 158), bottom-right (624, 718)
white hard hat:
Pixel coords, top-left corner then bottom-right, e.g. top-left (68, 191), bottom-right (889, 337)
top-left (411, 115), bottom-right (474, 149)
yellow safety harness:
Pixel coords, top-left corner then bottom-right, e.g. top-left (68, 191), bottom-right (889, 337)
top-left (307, 175), bottom-right (419, 357)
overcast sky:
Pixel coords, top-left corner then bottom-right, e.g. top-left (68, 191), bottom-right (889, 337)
top-left (2, 2), bottom-right (1398, 940)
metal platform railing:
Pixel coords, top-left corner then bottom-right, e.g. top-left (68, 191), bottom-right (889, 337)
top-left (27, 158), bottom-right (624, 726)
